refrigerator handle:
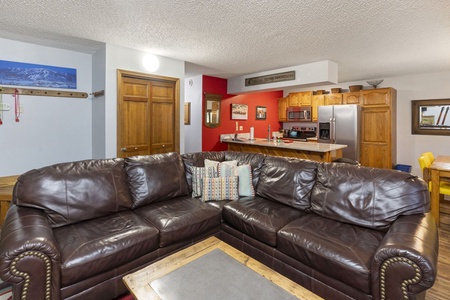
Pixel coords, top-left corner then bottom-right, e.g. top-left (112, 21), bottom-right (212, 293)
top-left (331, 117), bottom-right (336, 143)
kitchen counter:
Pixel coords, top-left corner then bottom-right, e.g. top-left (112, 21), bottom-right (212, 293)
top-left (223, 138), bottom-right (346, 162)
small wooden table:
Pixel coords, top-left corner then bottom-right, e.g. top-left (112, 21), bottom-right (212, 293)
top-left (123, 236), bottom-right (322, 300)
top-left (429, 156), bottom-right (450, 226)
top-left (0, 175), bottom-right (19, 226)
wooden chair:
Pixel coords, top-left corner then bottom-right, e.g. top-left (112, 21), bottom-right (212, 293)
top-left (418, 155), bottom-right (450, 196)
top-left (421, 151), bottom-right (450, 183)
top-left (421, 152), bottom-right (435, 163)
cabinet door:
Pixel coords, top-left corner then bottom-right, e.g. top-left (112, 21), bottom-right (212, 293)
top-left (343, 92), bottom-right (360, 104)
top-left (288, 93), bottom-right (300, 106)
top-left (360, 88), bottom-right (391, 106)
top-left (360, 143), bottom-right (390, 169)
top-left (325, 94), bottom-right (343, 105)
top-left (299, 91), bottom-right (312, 105)
top-left (360, 106), bottom-right (393, 168)
top-left (311, 95), bottom-right (324, 122)
top-left (278, 97), bottom-right (288, 121)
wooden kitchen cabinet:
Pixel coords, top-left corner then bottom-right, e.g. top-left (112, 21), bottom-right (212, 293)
top-left (288, 91), bottom-right (312, 106)
top-left (359, 88), bottom-right (397, 169)
top-left (288, 93), bottom-right (299, 106)
top-left (278, 97), bottom-right (288, 121)
top-left (311, 95), bottom-right (324, 122)
top-left (325, 93), bottom-right (343, 105)
top-left (299, 91), bottom-right (312, 105)
top-left (343, 92), bottom-right (360, 104)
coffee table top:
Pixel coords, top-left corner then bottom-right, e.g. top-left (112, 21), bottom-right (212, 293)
top-left (123, 236), bottom-right (323, 300)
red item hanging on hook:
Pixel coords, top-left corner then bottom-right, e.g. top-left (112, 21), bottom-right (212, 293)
top-left (0, 93), bottom-right (3, 125)
top-left (14, 88), bottom-right (20, 122)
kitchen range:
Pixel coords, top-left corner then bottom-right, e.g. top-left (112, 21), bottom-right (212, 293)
top-left (282, 127), bottom-right (317, 142)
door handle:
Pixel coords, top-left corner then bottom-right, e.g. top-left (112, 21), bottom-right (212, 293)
top-left (121, 148), bottom-right (126, 152)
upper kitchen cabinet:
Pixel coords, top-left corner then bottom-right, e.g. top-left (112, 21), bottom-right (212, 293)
top-left (288, 91), bottom-right (312, 106)
top-left (311, 95), bottom-right (325, 122)
top-left (359, 88), bottom-right (397, 169)
top-left (324, 93), bottom-right (343, 105)
top-left (278, 97), bottom-right (288, 121)
top-left (343, 92), bottom-right (360, 104)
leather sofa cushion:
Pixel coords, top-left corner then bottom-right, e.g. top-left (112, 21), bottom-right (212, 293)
top-left (224, 151), bottom-right (266, 188)
top-left (222, 197), bottom-right (304, 247)
top-left (311, 163), bottom-right (430, 230)
top-left (125, 152), bottom-right (189, 208)
top-left (277, 214), bottom-right (385, 294)
top-left (181, 151), bottom-right (266, 195)
top-left (181, 151), bottom-right (226, 193)
top-left (135, 197), bottom-right (221, 247)
top-left (255, 156), bottom-right (318, 210)
top-left (54, 211), bottom-right (159, 286)
top-left (14, 158), bottom-right (132, 228)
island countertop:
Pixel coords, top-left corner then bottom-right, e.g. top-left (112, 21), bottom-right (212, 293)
top-left (222, 138), bottom-right (347, 162)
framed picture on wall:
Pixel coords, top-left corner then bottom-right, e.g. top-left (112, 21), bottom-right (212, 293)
top-left (231, 104), bottom-right (248, 120)
top-left (184, 102), bottom-right (191, 125)
top-left (256, 106), bottom-right (266, 120)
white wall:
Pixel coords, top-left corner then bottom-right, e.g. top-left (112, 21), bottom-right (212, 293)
top-left (284, 70), bottom-right (450, 176)
top-left (104, 44), bottom-right (186, 158)
top-left (184, 75), bottom-right (203, 153)
top-left (92, 44), bottom-right (106, 159)
top-left (0, 38), bottom-right (92, 176)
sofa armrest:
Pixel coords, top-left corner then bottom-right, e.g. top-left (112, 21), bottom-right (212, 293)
top-left (372, 212), bottom-right (438, 300)
top-left (0, 205), bottom-right (61, 300)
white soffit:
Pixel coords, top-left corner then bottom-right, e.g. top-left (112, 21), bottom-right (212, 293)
top-left (227, 61), bottom-right (338, 94)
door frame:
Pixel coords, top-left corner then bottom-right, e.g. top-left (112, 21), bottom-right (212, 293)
top-left (117, 69), bottom-right (180, 157)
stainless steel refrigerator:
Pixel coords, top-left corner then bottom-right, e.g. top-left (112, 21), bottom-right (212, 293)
top-left (318, 104), bottom-right (361, 162)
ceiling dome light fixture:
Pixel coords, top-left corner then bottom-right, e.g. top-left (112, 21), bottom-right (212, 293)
top-left (142, 53), bottom-right (160, 72)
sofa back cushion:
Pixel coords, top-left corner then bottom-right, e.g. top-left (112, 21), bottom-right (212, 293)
top-left (181, 151), bottom-right (226, 193)
top-left (13, 158), bottom-right (132, 228)
top-left (125, 152), bottom-right (189, 208)
top-left (256, 156), bottom-right (318, 210)
top-left (181, 151), bottom-right (266, 196)
top-left (311, 163), bottom-right (430, 231)
top-left (224, 151), bottom-right (266, 188)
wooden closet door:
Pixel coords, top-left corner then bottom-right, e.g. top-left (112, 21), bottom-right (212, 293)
top-left (117, 75), bottom-right (151, 158)
top-left (117, 70), bottom-right (179, 158)
top-left (150, 80), bottom-right (176, 154)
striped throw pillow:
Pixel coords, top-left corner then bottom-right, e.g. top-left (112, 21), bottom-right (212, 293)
top-left (191, 166), bottom-right (218, 198)
top-left (202, 176), bottom-right (239, 201)
top-left (219, 163), bottom-right (255, 197)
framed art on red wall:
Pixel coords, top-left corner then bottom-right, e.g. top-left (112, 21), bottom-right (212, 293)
top-left (231, 104), bottom-right (248, 120)
top-left (256, 106), bottom-right (266, 120)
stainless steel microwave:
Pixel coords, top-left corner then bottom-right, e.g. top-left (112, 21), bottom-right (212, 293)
top-left (287, 106), bottom-right (312, 122)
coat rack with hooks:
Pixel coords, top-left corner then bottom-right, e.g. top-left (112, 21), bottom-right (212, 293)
top-left (0, 86), bottom-right (88, 98)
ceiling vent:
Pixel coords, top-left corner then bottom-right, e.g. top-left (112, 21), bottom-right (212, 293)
top-left (227, 60), bottom-right (337, 94)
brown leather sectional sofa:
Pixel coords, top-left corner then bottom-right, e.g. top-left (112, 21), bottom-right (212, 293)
top-left (0, 151), bottom-right (438, 300)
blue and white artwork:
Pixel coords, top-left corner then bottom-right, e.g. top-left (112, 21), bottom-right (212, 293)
top-left (0, 60), bottom-right (76, 89)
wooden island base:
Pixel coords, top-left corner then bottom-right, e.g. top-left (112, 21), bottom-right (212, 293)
top-left (227, 142), bottom-right (342, 162)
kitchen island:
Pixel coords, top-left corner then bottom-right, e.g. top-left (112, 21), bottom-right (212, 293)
top-left (223, 138), bottom-right (346, 162)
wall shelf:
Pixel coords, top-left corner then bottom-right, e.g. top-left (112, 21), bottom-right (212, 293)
top-left (0, 86), bottom-right (88, 99)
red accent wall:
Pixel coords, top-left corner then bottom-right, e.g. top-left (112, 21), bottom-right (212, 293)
top-left (202, 75), bottom-right (283, 151)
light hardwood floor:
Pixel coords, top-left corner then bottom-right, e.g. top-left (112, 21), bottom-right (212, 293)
top-left (426, 227), bottom-right (450, 299)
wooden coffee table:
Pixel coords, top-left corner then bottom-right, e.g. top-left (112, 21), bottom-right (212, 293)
top-left (123, 236), bottom-right (322, 300)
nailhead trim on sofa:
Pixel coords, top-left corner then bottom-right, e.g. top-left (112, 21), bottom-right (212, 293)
top-left (11, 251), bottom-right (52, 300)
top-left (380, 257), bottom-right (421, 300)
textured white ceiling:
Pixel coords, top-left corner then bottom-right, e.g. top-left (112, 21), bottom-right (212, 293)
top-left (0, 0), bottom-right (449, 82)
